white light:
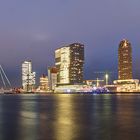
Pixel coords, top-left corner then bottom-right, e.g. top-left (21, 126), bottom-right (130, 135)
top-left (105, 74), bottom-right (109, 85)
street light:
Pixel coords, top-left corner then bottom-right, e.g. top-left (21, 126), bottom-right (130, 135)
top-left (105, 74), bottom-right (109, 85)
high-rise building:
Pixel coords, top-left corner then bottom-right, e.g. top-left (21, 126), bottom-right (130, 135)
top-left (118, 39), bottom-right (132, 80)
top-left (39, 74), bottom-right (49, 91)
top-left (55, 43), bottom-right (84, 85)
top-left (48, 67), bottom-right (57, 90)
top-left (22, 61), bottom-right (36, 92)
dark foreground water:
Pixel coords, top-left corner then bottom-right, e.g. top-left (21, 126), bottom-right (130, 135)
top-left (0, 94), bottom-right (140, 140)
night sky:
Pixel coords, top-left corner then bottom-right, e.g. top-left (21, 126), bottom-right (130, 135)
top-left (0, 0), bottom-right (140, 87)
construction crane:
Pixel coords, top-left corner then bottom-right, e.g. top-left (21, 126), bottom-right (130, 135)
top-left (86, 78), bottom-right (104, 87)
top-left (93, 71), bottom-right (117, 84)
top-left (93, 71), bottom-right (117, 74)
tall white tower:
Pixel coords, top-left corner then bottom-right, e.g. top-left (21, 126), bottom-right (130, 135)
top-left (22, 61), bottom-right (36, 92)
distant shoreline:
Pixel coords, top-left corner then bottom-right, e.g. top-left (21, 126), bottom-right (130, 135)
top-left (1, 92), bottom-right (140, 95)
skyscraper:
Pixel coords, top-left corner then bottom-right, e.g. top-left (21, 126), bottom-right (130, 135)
top-left (55, 43), bottom-right (84, 85)
top-left (48, 67), bottom-right (57, 90)
top-left (22, 61), bottom-right (36, 92)
top-left (118, 39), bottom-right (132, 80)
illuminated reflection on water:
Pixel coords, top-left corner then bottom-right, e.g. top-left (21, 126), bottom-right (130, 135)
top-left (0, 94), bottom-right (140, 140)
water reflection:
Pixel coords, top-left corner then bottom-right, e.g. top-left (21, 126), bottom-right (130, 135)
top-left (37, 94), bottom-right (57, 140)
top-left (54, 94), bottom-right (76, 140)
top-left (114, 95), bottom-right (139, 140)
top-left (0, 94), bottom-right (140, 140)
top-left (0, 95), bottom-right (21, 140)
top-left (18, 95), bottom-right (39, 140)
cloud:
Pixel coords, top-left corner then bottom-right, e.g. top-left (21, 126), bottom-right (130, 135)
top-left (31, 32), bottom-right (49, 41)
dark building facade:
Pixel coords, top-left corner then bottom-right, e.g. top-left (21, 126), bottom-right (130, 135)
top-left (118, 39), bottom-right (132, 80)
top-left (48, 67), bottom-right (57, 90)
top-left (55, 43), bottom-right (84, 85)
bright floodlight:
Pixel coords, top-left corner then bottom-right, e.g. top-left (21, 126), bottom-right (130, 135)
top-left (105, 74), bottom-right (109, 85)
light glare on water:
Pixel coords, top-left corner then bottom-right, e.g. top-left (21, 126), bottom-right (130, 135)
top-left (0, 94), bottom-right (140, 140)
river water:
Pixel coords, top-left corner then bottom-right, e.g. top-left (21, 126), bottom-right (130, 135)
top-left (0, 94), bottom-right (140, 140)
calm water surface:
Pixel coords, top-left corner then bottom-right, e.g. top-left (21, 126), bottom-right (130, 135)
top-left (0, 94), bottom-right (140, 140)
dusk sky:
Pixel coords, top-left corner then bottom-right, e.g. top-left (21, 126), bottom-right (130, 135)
top-left (0, 0), bottom-right (140, 86)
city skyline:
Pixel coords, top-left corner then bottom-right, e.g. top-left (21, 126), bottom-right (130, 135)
top-left (1, 1), bottom-right (140, 140)
top-left (0, 0), bottom-right (140, 86)
top-left (0, 39), bottom-right (140, 87)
